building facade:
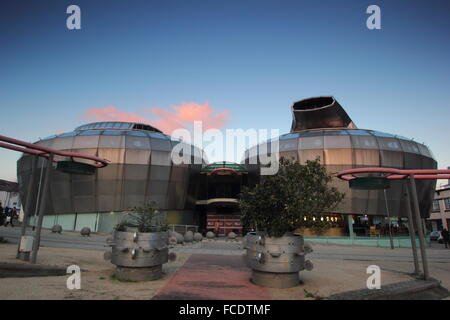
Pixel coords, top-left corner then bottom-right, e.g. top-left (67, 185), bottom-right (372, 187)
top-left (16, 96), bottom-right (438, 235)
top-left (428, 187), bottom-right (450, 231)
top-left (17, 122), bottom-right (204, 232)
top-left (242, 96), bottom-right (437, 235)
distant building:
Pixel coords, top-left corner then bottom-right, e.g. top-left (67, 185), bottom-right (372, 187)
top-left (428, 186), bottom-right (450, 231)
top-left (0, 179), bottom-right (20, 209)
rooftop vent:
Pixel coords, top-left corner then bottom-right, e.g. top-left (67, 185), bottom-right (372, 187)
top-left (290, 96), bottom-right (356, 132)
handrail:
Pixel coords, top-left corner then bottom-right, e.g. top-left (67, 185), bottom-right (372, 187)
top-left (0, 135), bottom-right (109, 168)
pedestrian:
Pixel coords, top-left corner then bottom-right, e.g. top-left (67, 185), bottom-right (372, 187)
top-left (0, 202), bottom-right (4, 225)
top-left (4, 207), bottom-right (14, 227)
top-left (441, 228), bottom-right (450, 249)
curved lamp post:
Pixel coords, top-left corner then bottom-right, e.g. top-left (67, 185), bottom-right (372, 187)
top-left (336, 168), bottom-right (450, 280)
top-left (0, 135), bottom-right (109, 263)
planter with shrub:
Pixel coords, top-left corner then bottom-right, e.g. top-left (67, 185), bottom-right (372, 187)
top-left (240, 158), bottom-right (344, 288)
top-left (106, 204), bottom-right (173, 281)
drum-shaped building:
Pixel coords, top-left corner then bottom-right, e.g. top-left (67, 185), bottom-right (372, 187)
top-left (17, 122), bottom-right (204, 232)
top-left (242, 96), bottom-right (437, 231)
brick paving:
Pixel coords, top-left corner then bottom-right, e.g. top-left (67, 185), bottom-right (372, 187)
top-left (153, 254), bottom-right (271, 300)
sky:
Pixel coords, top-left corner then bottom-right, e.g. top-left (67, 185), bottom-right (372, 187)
top-left (0, 0), bottom-right (449, 182)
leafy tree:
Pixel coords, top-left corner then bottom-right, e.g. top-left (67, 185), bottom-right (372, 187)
top-left (239, 158), bottom-right (344, 237)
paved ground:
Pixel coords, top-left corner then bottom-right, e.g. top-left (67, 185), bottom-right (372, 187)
top-left (1, 226), bottom-right (450, 300)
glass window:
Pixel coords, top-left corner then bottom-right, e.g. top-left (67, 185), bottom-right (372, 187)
top-left (121, 123), bottom-right (132, 129)
top-left (445, 198), bottom-right (450, 211)
top-left (376, 137), bottom-right (402, 151)
top-left (102, 130), bottom-right (124, 135)
top-left (126, 131), bottom-right (147, 137)
top-left (42, 135), bottom-right (57, 140)
top-left (324, 135), bottom-right (351, 149)
top-left (399, 139), bottom-right (420, 154)
top-left (79, 130), bottom-right (101, 136)
top-left (346, 130), bottom-right (372, 136)
top-left (58, 132), bottom-right (78, 137)
top-left (417, 143), bottom-right (432, 158)
top-left (112, 122), bottom-right (122, 128)
top-left (279, 138), bottom-right (299, 151)
top-left (148, 132), bottom-right (168, 139)
top-left (298, 130), bottom-right (323, 137)
top-left (432, 200), bottom-right (440, 212)
top-left (299, 136), bottom-right (324, 149)
top-left (350, 135), bottom-right (378, 149)
top-left (322, 130), bottom-right (348, 136)
top-left (372, 131), bottom-right (396, 138)
top-left (279, 133), bottom-right (300, 140)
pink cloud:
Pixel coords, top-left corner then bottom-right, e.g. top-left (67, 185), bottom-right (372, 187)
top-left (82, 106), bottom-right (152, 125)
top-left (81, 102), bottom-right (230, 134)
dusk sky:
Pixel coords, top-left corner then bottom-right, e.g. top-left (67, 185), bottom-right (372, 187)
top-left (1, 0), bottom-right (449, 182)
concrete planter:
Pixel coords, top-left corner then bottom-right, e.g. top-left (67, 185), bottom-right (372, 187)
top-left (244, 232), bottom-right (313, 288)
top-left (108, 230), bottom-right (169, 281)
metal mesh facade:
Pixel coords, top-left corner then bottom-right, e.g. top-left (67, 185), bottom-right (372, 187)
top-left (242, 128), bottom-right (437, 218)
top-left (17, 122), bottom-right (204, 215)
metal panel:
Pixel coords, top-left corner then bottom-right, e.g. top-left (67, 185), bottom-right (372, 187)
top-left (170, 166), bottom-right (187, 182)
top-left (125, 150), bottom-right (151, 165)
top-left (50, 170), bottom-right (72, 213)
top-left (98, 195), bottom-right (121, 212)
top-left (354, 149), bottom-right (380, 166)
top-left (151, 151), bottom-right (172, 166)
top-left (399, 139), bottom-right (420, 154)
top-left (376, 137), bottom-right (402, 151)
top-left (97, 148), bottom-right (125, 164)
top-left (72, 135), bottom-right (100, 149)
top-left (97, 163), bottom-right (124, 180)
top-left (380, 150), bottom-right (403, 168)
top-left (52, 137), bottom-right (74, 150)
top-left (367, 190), bottom-right (381, 215)
top-left (150, 166), bottom-right (171, 181)
top-left (125, 136), bottom-right (151, 150)
top-left (147, 180), bottom-right (169, 196)
top-left (98, 135), bottom-right (125, 149)
top-left (417, 143), bottom-right (432, 158)
top-left (350, 135), bottom-right (378, 150)
top-left (72, 196), bottom-right (96, 213)
top-left (404, 152), bottom-right (422, 169)
top-left (299, 136), bottom-right (324, 150)
top-left (35, 139), bottom-right (54, 148)
top-left (324, 149), bottom-right (352, 166)
top-left (70, 148), bottom-right (98, 164)
top-left (279, 151), bottom-right (298, 162)
top-left (123, 164), bottom-right (148, 180)
top-left (351, 189), bottom-right (369, 214)
top-left (323, 135), bottom-right (351, 149)
top-left (146, 195), bottom-right (168, 209)
top-left (121, 180), bottom-right (147, 209)
top-left (298, 149), bottom-right (324, 164)
top-left (279, 138), bottom-right (299, 152)
top-left (150, 138), bottom-right (172, 151)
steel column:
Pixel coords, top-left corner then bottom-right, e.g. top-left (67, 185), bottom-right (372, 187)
top-left (383, 188), bottom-right (394, 249)
top-left (408, 174), bottom-right (429, 280)
top-left (404, 185), bottom-right (420, 276)
top-left (16, 155), bottom-right (38, 259)
top-left (30, 153), bottom-right (54, 264)
top-left (347, 215), bottom-right (354, 238)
